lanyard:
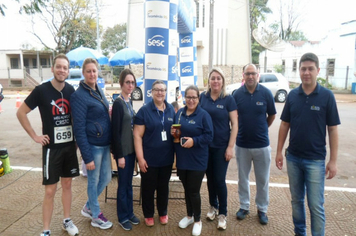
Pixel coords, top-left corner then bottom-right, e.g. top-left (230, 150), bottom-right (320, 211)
top-left (121, 95), bottom-right (134, 127)
top-left (155, 105), bottom-right (165, 131)
top-left (177, 111), bottom-right (183, 124)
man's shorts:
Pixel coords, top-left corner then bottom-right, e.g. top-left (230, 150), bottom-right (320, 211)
top-left (42, 143), bottom-right (79, 185)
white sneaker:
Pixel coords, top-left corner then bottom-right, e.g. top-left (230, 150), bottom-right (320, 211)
top-left (178, 216), bottom-right (194, 229)
top-left (192, 221), bottom-right (202, 236)
top-left (217, 214), bottom-right (227, 230)
top-left (91, 213), bottom-right (113, 230)
top-left (206, 206), bottom-right (218, 220)
top-left (62, 219), bottom-right (79, 236)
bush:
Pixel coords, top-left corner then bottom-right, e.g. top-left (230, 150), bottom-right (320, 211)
top-left (317, 77), bottom-right (332, 89)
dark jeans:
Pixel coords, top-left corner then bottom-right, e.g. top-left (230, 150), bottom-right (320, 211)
top-left (178, 169), bottom-right (205, 222)
top-left (140, 164), bottom-right (172, 218)
top-left (116, 153), bottom-right (135, 223)
top-left (206, 147), bottom-right (229, 215)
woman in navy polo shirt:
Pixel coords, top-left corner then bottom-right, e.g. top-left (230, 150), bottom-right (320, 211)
top-left (173, 85), bottom-right (213, 236)
top-left (133, 80), bottom-right (175, 227)
top-left (199, 68), bottom-right (238, 230)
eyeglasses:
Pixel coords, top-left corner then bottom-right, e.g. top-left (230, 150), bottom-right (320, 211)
top-left (185, 96), bottom-right (198, 101)
top-left (244, 72), bottom-right (258, 76)
top-left (152, 88), bottom-right (166, 93)
top-left (125, 81), bottom-right (135, 85)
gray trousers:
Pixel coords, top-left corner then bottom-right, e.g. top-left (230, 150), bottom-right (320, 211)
top-left (236, 145), bottom-right (271, 213)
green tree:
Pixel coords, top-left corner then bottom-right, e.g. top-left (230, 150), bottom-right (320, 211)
top-left (101, 23), bottom-right (127, 56)
top-left (249, 0), bottom-right (272, 64)
top-left (32, 0), bottom-right (98, 53)
top-left (270, 0), bottom-right (307, 41)
top-left (0, 0), bottom-right (48, 16)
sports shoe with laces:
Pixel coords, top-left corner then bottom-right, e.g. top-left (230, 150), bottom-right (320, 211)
top-left (91, 213), bottom-right (113, 229)
top-left (236, 208), bottom-right (249, 220)
top-left (129, 215), bottom-right (140, 225)
top-left (206, 206), bottom-right (218, 220)
top-left (217, 214), bottom-right (227, 230)
top-left (81, 204), bottom-right (92, 219)
top-left (62, 219), bottom-right (79, 236)
top-left (119, 220), bottom-right (132, 231)
top-left (40, 230), bottom-right (51, 236)
top-left (257, 210), bottom-right (268, 225)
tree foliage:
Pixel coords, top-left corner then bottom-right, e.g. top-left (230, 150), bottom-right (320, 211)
top-left (32, 0), bottom-right (98, 53)
top-left (0, 0), bottom-right (48, 16)
top-left (270, 0), bottom-right (307, 41)
top-left (101, 24), bottom-right (127, 56)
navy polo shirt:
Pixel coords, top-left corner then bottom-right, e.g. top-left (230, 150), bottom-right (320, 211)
top-left (233, 84), bottom-right (276, 148)
top-left (134, 100), bottom-right (175, 167)
top-left (200, 91), bottom-right (237, 148)
top-left (280, 83), bottom-right (340, 160)
top-left (174, 105), bottom-right (213, 171)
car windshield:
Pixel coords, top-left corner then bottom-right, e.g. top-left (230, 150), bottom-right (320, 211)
top-left (70, 70), bottom-right (82, 79)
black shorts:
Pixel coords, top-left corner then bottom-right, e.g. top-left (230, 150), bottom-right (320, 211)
top-left (42, 143), bottom-right (79, 185)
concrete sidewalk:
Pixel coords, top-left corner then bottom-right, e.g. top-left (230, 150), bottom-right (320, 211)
top-left (1, 168), bottom-right (355, 236)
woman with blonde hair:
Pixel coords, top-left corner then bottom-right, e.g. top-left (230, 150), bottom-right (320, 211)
top-left (199, 68), bottom-right (238, 230)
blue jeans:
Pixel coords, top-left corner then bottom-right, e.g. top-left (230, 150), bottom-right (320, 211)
top-left (206, 147), bottom-right (229, 215)
top-left (116, 153), bottom-right (135, 223)
top-left (236, 146), bottom-right (271, 213)
top-left (85, 145), bottom-right (112, 219)
top-left (286, 153), bottom-right (325, 236)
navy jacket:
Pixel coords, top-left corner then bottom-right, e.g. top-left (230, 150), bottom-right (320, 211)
top-left (71, 80), bottom-right (111, 164)
top-left (174, 105), bottom-right (213, 171)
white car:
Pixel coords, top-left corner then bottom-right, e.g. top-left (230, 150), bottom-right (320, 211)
top-left (226, 73), bottom-right (290, 103)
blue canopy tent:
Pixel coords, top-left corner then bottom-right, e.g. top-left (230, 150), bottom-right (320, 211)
top-left (66, 46), bottom-right (108, 67)
top-left (109, 47), bottom-right (144, 66)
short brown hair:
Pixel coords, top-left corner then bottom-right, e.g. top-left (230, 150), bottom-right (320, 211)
top-left (53, 54), bottom-right (69, 68)
top-left (299, 52), bottom-right (319, 68)
top-left (119, 69), bottom-right (136, 87)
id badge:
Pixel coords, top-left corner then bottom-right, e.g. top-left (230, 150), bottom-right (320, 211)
top-left (161, 131), bottom-right (167, 141)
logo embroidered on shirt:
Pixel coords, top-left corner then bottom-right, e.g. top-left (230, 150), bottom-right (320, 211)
top-left (216, 104), bottom-right (224, 109)
top-left (188, 120), bottom-right (196, 124)
top-left (168, 117), bottom-right (173, 121)
top-left (310, 105), bottom-right (320, 111)
top-left (256, 101), bottom-right (264, 106)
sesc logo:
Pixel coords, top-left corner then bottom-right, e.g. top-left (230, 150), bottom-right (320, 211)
top-left (182, 66), bottom-right (192, 74)
top-left (181, 36), bottom-right (191, 44)
top-left (148, 35), bottom-right (165, 47)
top-left (173, 14), bottom-right (177, 23)
top-left (171, 64), bottom-right (178, 74)
top-left (147, 89), bottom-right (152, 98)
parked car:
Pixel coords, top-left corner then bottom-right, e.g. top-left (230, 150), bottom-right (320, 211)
top-left (41, 68), bottom-right (105, 91)
top-left (226, 73), bottom-right (290, 103)
top-left (131, 76), bottom-right (179, 101)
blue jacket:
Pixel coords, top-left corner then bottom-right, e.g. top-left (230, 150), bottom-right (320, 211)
top-left (174, 105), bottom-right (213, 171)
top-left (71, 80), bottom-right (111, 164)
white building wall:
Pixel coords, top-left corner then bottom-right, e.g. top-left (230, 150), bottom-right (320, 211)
top-left (259, 21), bottom-right (356, 89)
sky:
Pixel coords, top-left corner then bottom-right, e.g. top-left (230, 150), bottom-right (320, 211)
top-left (0, 0), bottom-right (354, 50)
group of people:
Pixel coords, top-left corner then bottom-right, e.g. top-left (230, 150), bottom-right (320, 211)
top-left (16, 52), bottom-right (339, 236)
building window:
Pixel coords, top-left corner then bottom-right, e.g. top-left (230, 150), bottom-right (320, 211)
top-left (40, 58), bottom-right (47, 67)
top-left (292, 59), bottom-right (297, 72)
top-left (327, 59), bottom-right (335, 76)
top-left (32, 59), bottom-right (37, 68)
top-left (10, 58), bottom-right (19, 69)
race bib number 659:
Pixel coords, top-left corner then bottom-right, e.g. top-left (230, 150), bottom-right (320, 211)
top-left (54, 125), bottom-right (73, 144)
